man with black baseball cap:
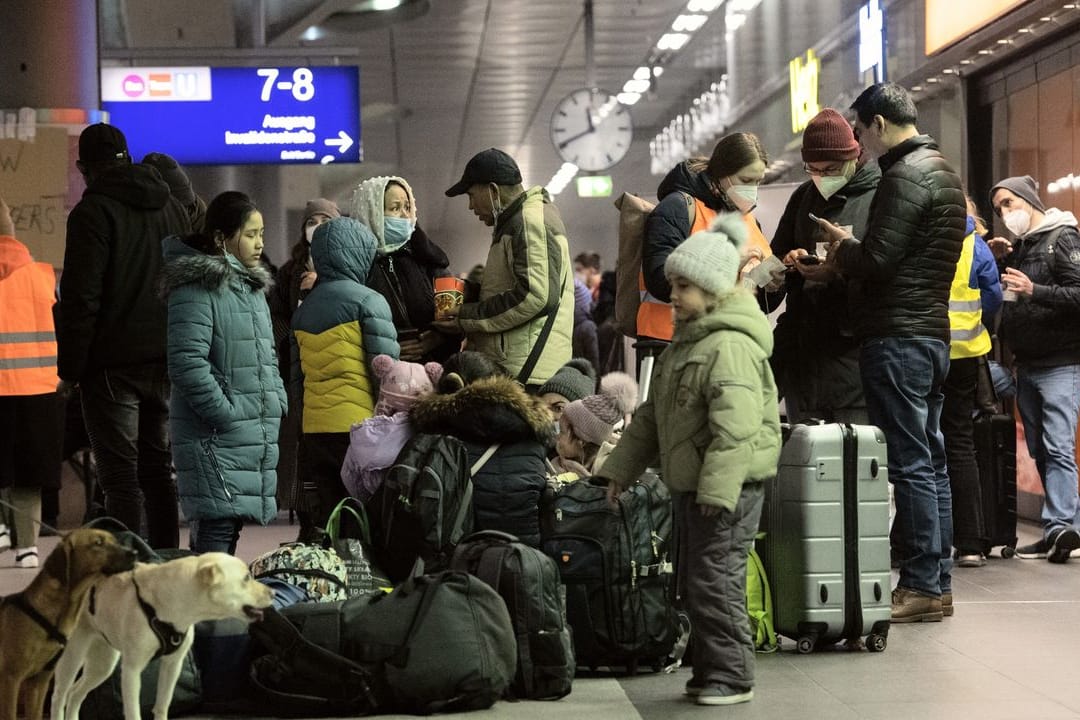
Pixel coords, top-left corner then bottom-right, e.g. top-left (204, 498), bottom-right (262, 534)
top-left (56, 123), bottom-right (191, 548)
top-left (439, 148), bottom-right (574, 388)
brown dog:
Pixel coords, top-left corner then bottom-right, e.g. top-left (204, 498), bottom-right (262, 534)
top-left (0, 528), bottom-right (136, 720)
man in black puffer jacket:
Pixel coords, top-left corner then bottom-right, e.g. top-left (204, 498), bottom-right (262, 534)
top-left (814, 84), bottom-right (965, 625)
top-left (56, 124), bottom-right (191, 549)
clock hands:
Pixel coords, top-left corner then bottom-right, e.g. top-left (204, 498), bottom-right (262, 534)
top-left (557, 107), bottom-right (599, 150)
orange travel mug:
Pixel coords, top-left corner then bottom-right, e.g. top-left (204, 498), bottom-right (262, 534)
top-left (433, 277), bottom-right (465, 319)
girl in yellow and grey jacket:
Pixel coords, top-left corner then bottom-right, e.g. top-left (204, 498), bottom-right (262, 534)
top-left (291, 217), bottom-right (399, 533)
top-left (599, 213), bottom-right (780, 707)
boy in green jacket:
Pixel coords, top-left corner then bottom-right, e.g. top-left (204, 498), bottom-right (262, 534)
top-left (599, 213), bottom-right (781, 706)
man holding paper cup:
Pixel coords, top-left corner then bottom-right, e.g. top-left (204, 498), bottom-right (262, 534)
top-left (987, 174), bottom-right (1080, 564)
top-left (440, 149), bottom-right (574, 389)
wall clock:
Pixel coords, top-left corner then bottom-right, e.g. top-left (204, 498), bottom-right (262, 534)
top-left (550, 88), bottom-right (633, 172)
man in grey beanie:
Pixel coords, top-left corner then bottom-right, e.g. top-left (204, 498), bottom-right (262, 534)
top-left (989, 175), bottom-right (1080, 563)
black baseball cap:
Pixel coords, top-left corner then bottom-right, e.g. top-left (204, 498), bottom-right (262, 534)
top-left (445, 148), bottom-right (522, 197)
top-left (79, 123), bottom-right (130, 164)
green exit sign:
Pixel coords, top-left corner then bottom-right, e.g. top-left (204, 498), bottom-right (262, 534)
top-left (576, 175), bottom-right (613, 198)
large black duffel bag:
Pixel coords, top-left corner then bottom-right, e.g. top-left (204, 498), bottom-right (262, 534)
top-left (271, 570), bottom-right (517, 715)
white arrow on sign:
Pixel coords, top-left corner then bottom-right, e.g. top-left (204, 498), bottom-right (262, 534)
top-left (324, 130), bottom-right (354, 154)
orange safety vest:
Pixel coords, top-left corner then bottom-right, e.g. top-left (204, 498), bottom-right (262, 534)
top-left (637, 200), bottom-right (770, 341)
top-left (0, 236), bottom-right (59, 396)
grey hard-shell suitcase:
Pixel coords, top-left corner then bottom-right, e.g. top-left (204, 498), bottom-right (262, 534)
top-left (761, 423), bottom-right (891, 653)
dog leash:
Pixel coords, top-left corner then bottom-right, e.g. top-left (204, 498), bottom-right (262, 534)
top-left (0, 496), bottom-right (63, 538)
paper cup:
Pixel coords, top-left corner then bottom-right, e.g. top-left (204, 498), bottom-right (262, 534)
top-left (1002, 289), bottom-right (1018, 302)
top-left (434, 277), bottom-right (465, 319)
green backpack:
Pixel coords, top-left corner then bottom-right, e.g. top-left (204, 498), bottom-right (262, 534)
top-left (747, 533), bottom-right (777, 652)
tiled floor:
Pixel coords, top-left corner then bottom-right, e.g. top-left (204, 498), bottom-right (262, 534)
top-left (3, 515), bottom-right (1079, 719)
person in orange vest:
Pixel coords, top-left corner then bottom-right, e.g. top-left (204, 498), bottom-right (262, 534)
top-left (0, 197), bottom-right (64, 569)
top-left (639, 132), bottom-right (774, 347)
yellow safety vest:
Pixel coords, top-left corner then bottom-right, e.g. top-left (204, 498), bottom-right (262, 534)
top-left (948, 231), bottom-right (991, 359)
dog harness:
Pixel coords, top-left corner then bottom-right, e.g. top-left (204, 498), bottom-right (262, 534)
top-left (1, 592), bottom-right (67, 670)
top-left (87, 571), bottom-right (187, 659)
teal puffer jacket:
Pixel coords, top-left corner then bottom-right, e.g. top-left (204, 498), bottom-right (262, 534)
top-left (160, 236), bottom-right (286, 524)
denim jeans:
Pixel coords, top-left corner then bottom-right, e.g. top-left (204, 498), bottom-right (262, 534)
top-left (860, 337), bottom-right (951, 597)
top-left (941, 356), bottom-right (985, 553)
top-left (189, 517), bottom-right (242, 554)
top-left (80, 364), bottom-right (179, 549)
top-left (1015, 363), bottom-right (1080, 538)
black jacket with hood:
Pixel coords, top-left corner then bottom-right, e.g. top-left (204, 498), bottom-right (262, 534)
top-left (831, 135), bottom-right (965, 342)
top-left (409, 375), bottom-right (556, 547)
top-left (643, 161), bottom-right (738, 303)
top-left (765, 163), bottom-right (880, 413)
top-left (58, 163), bottom-right (192, 381)
top-left (999, 210), bottom-right (1080, 366)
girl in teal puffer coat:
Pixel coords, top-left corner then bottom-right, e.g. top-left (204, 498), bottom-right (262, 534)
top-left (160, 191), bottom-right (286, 554)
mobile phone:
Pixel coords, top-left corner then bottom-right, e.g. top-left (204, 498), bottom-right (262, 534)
top-left (808, 212), bottom-right (822, 223)
top-left (796, 254), bottom-right (821, 265)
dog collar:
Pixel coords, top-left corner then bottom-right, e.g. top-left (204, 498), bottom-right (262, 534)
top-left (2, 592), bottom-right (67, 670)
top-left (131, 570), bottom-right (186, 659)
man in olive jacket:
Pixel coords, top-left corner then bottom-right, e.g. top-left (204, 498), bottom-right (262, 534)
top-left (442, 149), bottom-right (574, 388)
top-left (815, 84), bottom-right (965, 624)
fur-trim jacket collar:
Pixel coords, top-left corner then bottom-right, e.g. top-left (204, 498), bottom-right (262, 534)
top-left (409, 376), bottom-right (556, 446)
top-left (159, 237), bottom-right (273, 299)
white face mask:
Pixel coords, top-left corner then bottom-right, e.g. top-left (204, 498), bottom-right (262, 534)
top-left (725, 182), bottom-right (758, 213)
top-left (811, 160), bottom-right (856, 200)
top-left (1004, 209), bottom-right (1032, 237)
top-left (304, 224), bottom-right (317, 244)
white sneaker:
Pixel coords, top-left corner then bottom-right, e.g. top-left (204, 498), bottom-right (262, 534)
top-left (15, 547), bottom-right (38, 569)
top-left (0, 525), bottom-right (10, 551)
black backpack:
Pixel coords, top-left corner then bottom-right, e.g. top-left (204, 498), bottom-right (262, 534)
top-left (248, 608), bottom-right (382, 717)
top-left (372, 433), bottom-right (497, 582)
top-left (541, 473), bottom-right (679, 673)
top-left (451, 530), bottom-right (574, 700)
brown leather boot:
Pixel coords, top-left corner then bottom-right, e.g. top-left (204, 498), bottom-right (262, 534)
top-left (891, 587), bottom-right (943, 623)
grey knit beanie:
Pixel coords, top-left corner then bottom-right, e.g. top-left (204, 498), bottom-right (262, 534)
top-left (989, 175), bottom-right (1046, 214)
top-left (562, 394), bottom-right (622, 446)
top-left (664, 212), bottom-right (748, 296)
top-left (537, 358), bottom-right (596, 403)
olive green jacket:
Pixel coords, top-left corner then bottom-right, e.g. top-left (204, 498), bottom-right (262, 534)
top-left (600, 291), bottom-right (781, 511)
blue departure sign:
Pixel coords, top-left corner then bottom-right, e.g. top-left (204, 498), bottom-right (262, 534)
top-left (100, 65), bottom-right (361, 165)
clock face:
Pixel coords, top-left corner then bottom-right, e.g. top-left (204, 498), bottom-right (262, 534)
top-left (550, 88), bottom-right (633, 172)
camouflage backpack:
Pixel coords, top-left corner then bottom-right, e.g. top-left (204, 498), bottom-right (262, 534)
top-left (250, 542), bottom-right (348, 602)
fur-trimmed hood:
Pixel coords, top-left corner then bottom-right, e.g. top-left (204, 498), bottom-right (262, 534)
top-left (409, 375), bottom-right (556, 446)
top-left (159, 234), bottom-right (273, 298)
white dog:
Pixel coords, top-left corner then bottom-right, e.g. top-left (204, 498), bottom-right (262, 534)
top-left (50, 553), bottom-right (274, 720)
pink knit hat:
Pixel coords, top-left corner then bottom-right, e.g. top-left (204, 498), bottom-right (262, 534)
top-left (372, 354), bottom-right (443, 415)
top-left (560, 371), bottom-right (639, 446)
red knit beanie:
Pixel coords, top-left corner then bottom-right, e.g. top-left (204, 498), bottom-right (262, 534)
top-left (801, 109), bottom-right (860, 162)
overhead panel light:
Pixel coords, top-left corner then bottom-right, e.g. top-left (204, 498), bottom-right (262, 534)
top-left (633, 66), bottom-right (652, 81)
top-left (618, 92), bottom-right (642, 105)
top-left (657, 33), bottom-right (690, 50)
top-left (623, 79), bottom-right (651, 94)
top-left (672, 14), bottom-right (709, 32)
top-left (686, 0), bottom-right (723, 11)
top-left (371, 0), bottom-right (403, 9)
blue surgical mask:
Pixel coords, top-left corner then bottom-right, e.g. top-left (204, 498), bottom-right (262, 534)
top-left (382, 216), bottom-right (415, 254)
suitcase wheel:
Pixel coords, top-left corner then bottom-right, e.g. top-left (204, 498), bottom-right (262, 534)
top-left (866, 633), bottom-right (887, 652)
top-left (796, 636), bottom-right (815, 654)
top-left (1001, 545), bottom-right (1016, 559)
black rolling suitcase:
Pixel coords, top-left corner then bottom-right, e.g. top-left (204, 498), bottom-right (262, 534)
top-left (974, 413), bottom-right (1018, 558)
top-left (540, 473), bottom-right (679, 673)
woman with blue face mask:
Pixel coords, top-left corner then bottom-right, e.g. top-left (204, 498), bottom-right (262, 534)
top-left (349, 176), bottom-right (456, 362)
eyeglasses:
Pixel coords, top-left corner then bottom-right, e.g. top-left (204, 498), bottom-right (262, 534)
top-left (803, 163), bottom-right (847, 177)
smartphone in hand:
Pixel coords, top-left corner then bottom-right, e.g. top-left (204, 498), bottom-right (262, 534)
top-left (797, 254), bottom-right (821, 265)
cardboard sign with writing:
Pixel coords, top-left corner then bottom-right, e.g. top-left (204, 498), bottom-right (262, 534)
top-left (0, 127), bottom-right (70, 267)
